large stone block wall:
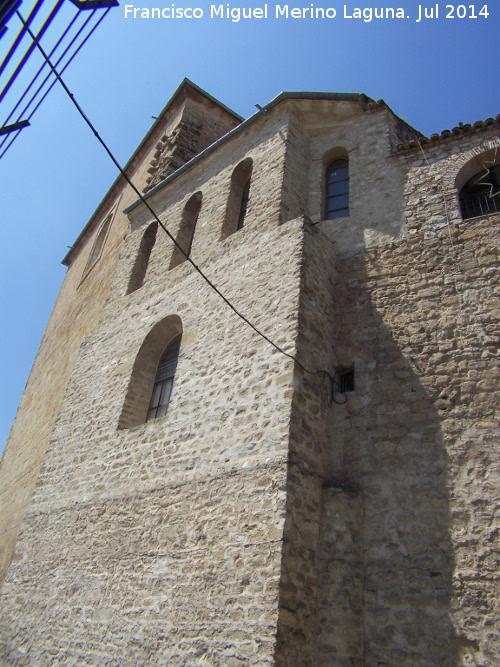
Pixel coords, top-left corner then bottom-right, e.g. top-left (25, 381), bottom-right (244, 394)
top-left (0, 213), bottom-right (304, 663)
top-left (276, 117), bottom-right (498, 665)
top-left (306, 107), bottom-right (406, 253)
top-left (2, 468), bottom-right (288, 666)
top-left (275, 224), bottom-right (338, 666)
top-left (327, 213), bottom-right (499, 666)
top-left (0, 83), bottom-right (241, 586)
top-left (0, 104), bottom-right (310, 664)
top-left (1, 84), bottom-right (498, 666)
top-left (0, 186), bottom-right (129, 584)
top-left (310, 127), bottom-right (500, 665)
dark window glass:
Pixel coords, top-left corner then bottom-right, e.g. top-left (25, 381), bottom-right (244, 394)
top-left (340, 369), bottom-right (355, 393)
top-left (327, 165), bottom-right (348, 183)
top-left (459, 164), bottom-right (500, 220)
top-left (326, 158), bottom-right (349, 220)
top-left (147, 335), bottom-right (181, 421)
top-left (327, 194), bottom-right (349, 215)
top-left (328, 180), bottom-right (348, 197)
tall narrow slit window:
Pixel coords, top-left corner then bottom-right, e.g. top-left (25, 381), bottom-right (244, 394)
top-left (126, 222), bottom-right (158, 294)
top-left (326, 157), bottom-right (349, 219)
top-left (169, 192), bottom-right (203, 270)
top-left (147, 335), bottom-right (181, 421)
top-left (222, 157), bottom-right (253, 239)
top-left (237, 178), bottom-right (251, 230)
top-left (459, 164), bottom-right (500, 220)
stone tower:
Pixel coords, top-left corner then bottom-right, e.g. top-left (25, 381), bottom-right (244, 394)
top-left (0, 79), bottom-right (499, 665)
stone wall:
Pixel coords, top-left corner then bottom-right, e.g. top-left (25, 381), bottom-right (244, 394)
top-left (0, 84), bottom-right (498, 666)
top-left (0, 185), bottom-right (128, 584)
top-left (0, 105), bottom-right (306, 665)
top-left (0, 211), bottom-right (303, 663)
top-left (275, 223), bottom-right (338, 666)
top-left (305, 107), bottom-right (407, 253)
top-left (309, 125), bottom-right (500, 665)
top-left (143, 89), bottom-right (241, 192)
top-left (0, 81), bottom-right (241, 586)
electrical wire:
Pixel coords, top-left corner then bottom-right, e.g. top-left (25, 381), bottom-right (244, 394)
top-left (0, 13), bottom-right (81, 154)
top-left (0, 0), bottom-right (45, 81)
top-left (17, 8), bottom-right (347, 406)
top-left (0, 7), bottom-right (110, 159)
top-left (0, 0), bottom-right (65, 106)
top-left (1, 7), bottom-right (82, 134)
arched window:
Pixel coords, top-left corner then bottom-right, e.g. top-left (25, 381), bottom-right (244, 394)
top-left (459, 164), bottom-right (500, 220)
top-left (118, 315), bottom-right (182, 429)
top-left (222, 158), bottom-right (253, 238)
top-left (126, 222), bottom-right (158, 294)
top-left (147, 335), bottom-right (181, 421)
top-left (169, 192), bottom-right (203, 270)
top-left (325, 157), bottom-right (349, 220)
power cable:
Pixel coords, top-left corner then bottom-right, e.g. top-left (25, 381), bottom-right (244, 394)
top-left (0, 0), bottom-right (44, 81)
top-left (0, 7), bottom-right (110, 159)
top-left (17, 8), bottom-right (347, 406)
top-left (0, 0), bottom-right (65, 106)
top-left (1, 6), bottom-right (82, 134)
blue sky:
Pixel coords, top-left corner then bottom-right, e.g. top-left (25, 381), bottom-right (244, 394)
top-left (0, 0), bottom-right (498, 456)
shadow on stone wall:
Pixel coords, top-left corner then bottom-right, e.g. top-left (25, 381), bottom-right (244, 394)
top-left (275, 229), bottom-right (459, 666)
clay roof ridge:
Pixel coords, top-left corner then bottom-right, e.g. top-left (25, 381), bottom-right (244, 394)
top-left (396, 114), bottom-right (500, 153)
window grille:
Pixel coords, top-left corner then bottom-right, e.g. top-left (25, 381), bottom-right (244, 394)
top-left (459, 164), bottom-right (500, 220)
top-left (147, 335), bottom-right (181, 421)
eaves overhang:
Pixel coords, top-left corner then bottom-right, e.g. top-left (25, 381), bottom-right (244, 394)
top-left (123, 90), bottom-right (377, 216)
top-left (62, 78), bottom-right (243, 266)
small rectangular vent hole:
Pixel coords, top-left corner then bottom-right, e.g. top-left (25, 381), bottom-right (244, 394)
top-left (339, 369), bottom-right (355, 393)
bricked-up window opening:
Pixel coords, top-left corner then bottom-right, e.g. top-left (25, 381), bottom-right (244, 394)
top-left (459, 164), bottom-right (500, 220)
top-left (82, 212), bottom-right (112, 279)
top-left (237, 178), bottom-right (251, 230)
top-left (126, 222), bottom-right (158, 294)
top-left (169, 192), bottom-right (203, 270)
top-left (339, 369), bottom-right (355, 393)
top-left (222, 157), bottom-right (253, 239)
top-left (326, 158), bottom-right (349, 220)
top-left (147, 335), bottom-right (181, 421)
